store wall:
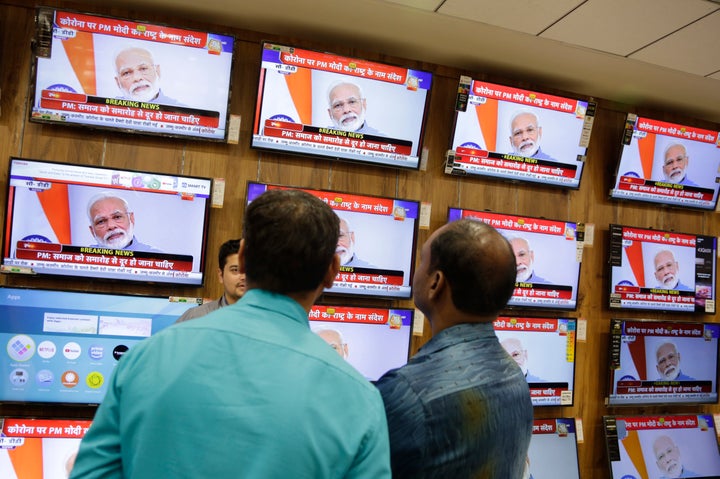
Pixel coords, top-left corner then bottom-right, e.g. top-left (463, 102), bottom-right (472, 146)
top-left (0, 2), bottom-right (718, 477)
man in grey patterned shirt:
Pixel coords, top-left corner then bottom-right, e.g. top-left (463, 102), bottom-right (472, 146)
top-left (376, 219), bottom-right (533, 478)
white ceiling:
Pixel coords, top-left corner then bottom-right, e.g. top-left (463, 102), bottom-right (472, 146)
top-left (72, 0), bottom-right (720, 123)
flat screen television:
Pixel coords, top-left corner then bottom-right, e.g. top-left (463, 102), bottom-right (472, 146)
top-left (445, 76), bottom-right (595, 189)
top-left (0, 286), bottom-right (201, 406)
top-left (30, 7), bottom-right (235, 142)
top-left (607, 318), bottom-right (719, 406)
top-left (526, 418), bottom-right (581, 479)
top-left (251, 42), bottom-right (433, 170)
top-left (494, 316), bottom-right (576, 407)
top-left (604, 414), bottom-right (720, 478)
top-left (448, 207), bottom-right (582, 311)
top-left (608, 224), bottom-right (717, 314)
top-left (246, 182), bottom-right (419, 299)
top-left (0, 417), bottom-right (92, 478)
top-left (2, 157), bottom-right (212, 286)
top-left (610, 113), bottom-right (720, 211)
top-left (308, 304), bottom-right (413, 381)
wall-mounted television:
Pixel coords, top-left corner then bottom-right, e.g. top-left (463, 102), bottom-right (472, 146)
top-left (308, 304), bottom-right (413, 381)
top-left (607, 318), bottom-right (719, 406)
top-left (603, 414), bottom-right (720, 478)
top-left (448, 207), bottom-right (582, 311)
top-left (526, 418), bottom-right (581, 479)
top-left (1, 158), bottom-right (212, 286)
top-left (30, 7), bottom-right (235, 142)
top-left (246, 182), bottom-right (419, 299)
top-left (0, 286), bottom-right (201, 406)
top-left (251, 42), bottom-right (432, 170)
top-left (608, 224), bottom-right (717, 314)
top-left (610, 113), bottom-right (720, 211)
top-left (494, 316), bottom-right (576, 407)
top-left (0, 417), bottom-right (92, 477)
top-left (445, 76), bottom-right (595, 189)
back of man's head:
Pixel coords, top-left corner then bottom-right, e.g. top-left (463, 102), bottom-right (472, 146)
top-left (430, 219), bottom-right (516, 316)
top-left (243, 189), bottom-right (339, 294)
top-left (218, 239), bottom-right (240, 270)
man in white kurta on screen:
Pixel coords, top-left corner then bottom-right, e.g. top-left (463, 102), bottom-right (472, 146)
top-left (68, 188), bottom-right (391, 479)
top-left (327, 81), bottom-right (383, 136)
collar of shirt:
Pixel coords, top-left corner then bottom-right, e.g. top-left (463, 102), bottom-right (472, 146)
top-left (414, 321), bottom-right (497, 358)
top-left (238, 289), bottom-right (309, 327)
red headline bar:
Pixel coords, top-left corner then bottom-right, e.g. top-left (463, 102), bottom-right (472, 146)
top-left (276, 47), bottom-right (409, 85)
top-left (616, 292), bottom-right (696, 304)
top-left (454, 150), bottom-right (577, 179)
top-left (635, 116), bottom-right (718, 144)
top-left (55, 11), bottom-right (209, 48)
top-left (471, 80), bottom-right (582, 115)
top-left (493, 317), bottom-right (559, 332)
top-left (40, 96), bottom-right (219, 128)
top-left (621, 227), bottom-right (697, 247)
top-left (456, 209), bottom-right (570, 237)
top-left (309, 306), bottom-right (390, 325)
top-left (335, 270), bottom-right (403, 286)
top-left (618, 180), bottom-right (714, 202)
top-left (16, 247), bottom-right (193, 272)
top-left (263, 125), bottom-right (411, 156)
top-left (1, 418), bottom-right (92, 438)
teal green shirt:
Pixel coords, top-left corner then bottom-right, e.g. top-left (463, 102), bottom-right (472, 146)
top-left (70, 289), bottom-right (391, 479)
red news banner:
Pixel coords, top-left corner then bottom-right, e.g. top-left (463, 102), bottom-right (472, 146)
top-left (39, 11), bottom-right (220, 128)
top-left (0, 418), bottom-right (92, 441)
top-left (617, 117), bottom-right (719, 200)
top-left (618, 415), bottom-right (703, 431)
top-left (15, 241), bottom-right (193, 272)
top-left (309, 306), bottom-right (400, 327)
top-left (262, 46), bottom-right (414, 156)
top-left (454, 80), bottom-right (581, 177)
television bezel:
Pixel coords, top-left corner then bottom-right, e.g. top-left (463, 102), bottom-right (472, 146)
top-left (445, 76), bottom-right (595, 190)
top-left (245, 181), bottom-right (420, 300)
top-left (0, 285), bottom-right (202, 407)
top-left (1, 156), bottom-right (214, 287)
top-left (494, 315), bottom-right (578, 407)
top-left (447, 206), bottom-right (583, 312)
top-left (606, 317), bottom-right (720, 407)
top-left (308, 303), bottom-right (414, 381)
top-left (607, 223), bottom-right (717, 315)
top-left (250, 41), bottom-right (433, 171)
top-left (28, 6), bottom-right (237, 143)
top-left (608, 113), bottom-right (720, 212)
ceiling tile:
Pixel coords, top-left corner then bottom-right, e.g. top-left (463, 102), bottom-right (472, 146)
top-left (541, 0), bottom-right (718, 56)
top-left (437, 0), bottom-right (583, 35)
top-left (630, 10), bottom-right (720, 76)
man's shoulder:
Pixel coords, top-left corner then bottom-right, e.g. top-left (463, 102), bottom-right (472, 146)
top-left (175, 298), bottom-right (222, 323)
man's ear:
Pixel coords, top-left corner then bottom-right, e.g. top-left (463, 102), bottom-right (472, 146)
top-left (322, 253), bottom-right (341, 289)
top-left (427, 270), bottom-right (445, 301)
top-left (238, 239), bottom-right (247, 274)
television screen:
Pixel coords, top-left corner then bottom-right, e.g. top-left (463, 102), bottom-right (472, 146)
top-left (30, 7), bottom-right (235, 142)
top-left (610, 113), bottom-right (720, 211)
top-left (0, 286), bottom-right (201, 405)
top-left (308, 304), bottom-right (413, 381)
top-left (251, 42), bottom-right (432, 170)
top-left (609, 224), bottom-right (717, 314)
top-left (0, 417), bottom-right (92, 478)
top-left (1, 157), bottom-right (212, 286)
top-left (448, 207), bottom-right (582, 311)
top-left (446, 76), bottom-right (595, 189)
top-left (494, 316), bottom-right (576, 406)
top-left (525, 418), bottom-right (581, 479)
top-left (607, 318), bottom-right (719, 406)
top-left (604, 414), bottom-right (720, 479)
top-left (246, 182), bottom-right (419, 299)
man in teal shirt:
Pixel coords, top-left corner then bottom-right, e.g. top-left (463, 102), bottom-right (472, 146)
top-left (70, 189), bottom-right (391, 479)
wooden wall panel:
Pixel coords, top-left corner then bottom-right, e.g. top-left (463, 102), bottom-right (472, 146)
top-left (0, 2), bottom-right (718, 477)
